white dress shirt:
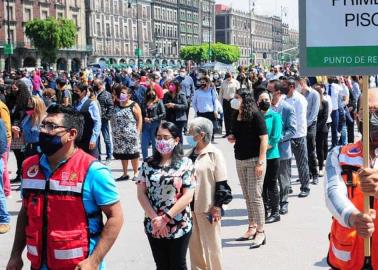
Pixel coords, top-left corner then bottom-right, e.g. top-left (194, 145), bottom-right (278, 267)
top-left (326, 83), bottom-right (340, 111)
top-left (285, 91), bottom-right (308, 138)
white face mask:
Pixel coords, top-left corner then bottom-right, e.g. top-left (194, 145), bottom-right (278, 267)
top-left (230, 98), bottom-right (241, 110)
top-left (214, 75), bottom-right (219, 79)
top-left (180, 72), bottom-right (186, 77)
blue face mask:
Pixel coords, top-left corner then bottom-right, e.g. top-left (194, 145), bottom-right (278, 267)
top-left (186, 135), bottom-right (197, 148)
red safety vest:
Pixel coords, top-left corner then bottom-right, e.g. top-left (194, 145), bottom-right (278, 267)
top-left (328, 141), bottom-right (378, 270)
top-left (22, 149), bottom-right (96, 270)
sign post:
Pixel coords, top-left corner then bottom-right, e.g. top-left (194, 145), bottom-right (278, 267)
top-left (299, 1), bottom-right (378, 268)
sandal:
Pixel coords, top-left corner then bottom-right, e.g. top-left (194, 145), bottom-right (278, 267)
top-left (236, 226), bottom-right (257, 241)
top-left (116, 175), bottom-right (130, 182)
top-left (250, 230), bottom-right (266, 249)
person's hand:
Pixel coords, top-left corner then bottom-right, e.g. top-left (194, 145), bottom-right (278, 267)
top-left (267, 145), bottom-right (272, 149)
top-left (89, 142), bottom-right (96, 150)
top-left (227, 135), bottom-right (235, 144)
top-left (151, 216), bottom-right (169, 235)
top-left (214, 112), bottom-right (219, 119)
top-left (74, 257), bottom-right (99, 270)
top-left (209, 206), bottom-right (222, 223)
top-left (154, 225), bottom-right (169, 238)
top-left (349, 210), bottom-right (376, 238)
top-left (359, 168), bottom-right (378, 197)
top-left (12, 126), bottom-right (20, 139)
top-left (255, 164), bottom-right (264, 178)
top-left (144, 117), bottom-right (151, 123)
top-left (6, 256), bottom-right (23, 270)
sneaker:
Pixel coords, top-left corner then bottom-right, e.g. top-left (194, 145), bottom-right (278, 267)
top-left (0, 224), bottom-right (10, 234)
top-left (318, 169), bottom-right (324, 177)
top-left (104, 158), bottom-right (112, 166)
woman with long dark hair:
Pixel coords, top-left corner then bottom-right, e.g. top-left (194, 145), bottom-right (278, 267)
top-left (228, 90), bottom-right (268, 249)
top-left (141, 87), bottom-right (166, 161)
top-left (136, 121), bottom-right (194, 270)
top-left (163, 80), bottom-right (188, 143)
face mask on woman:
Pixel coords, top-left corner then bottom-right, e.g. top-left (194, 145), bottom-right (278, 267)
top-left (168, 84), bottom-right (177, 93)
top-left (230, 98), bottom-right (241, 110)
top-left (156, 139), bottom-right (176, 154)
top-left (119, 93), bottom-right (128, 102)
top-left (258, 100), bottom-right (271, 111)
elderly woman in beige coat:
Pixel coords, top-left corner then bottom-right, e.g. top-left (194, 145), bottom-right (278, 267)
top-left (187, 117), bottom-right (232, 270)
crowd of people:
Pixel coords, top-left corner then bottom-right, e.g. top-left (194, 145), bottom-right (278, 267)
top-left (0, 63), bottom-right (374, 270)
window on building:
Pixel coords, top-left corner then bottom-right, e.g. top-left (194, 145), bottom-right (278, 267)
top-left (9, 29), bottom-right (15, 45)
top-left (41, 10), bottom-right (48, 19)
top-left (114, 0), bottom-right (119, 14)
top-left (57, 12), bottom-right (64, 19)
top-left (181, 34), bottom-right (186, 45)
top-left (115, 25), bottom-right (119, 38)
top-left (7, 6), bottom-right (14, 20)
top-left (96, 22), bottom-right (101, 36)
top-left (72, 14), bottom-right (78, 27)
top-left (106, 23), bottom-right (111, 37)
top-left (24, 8), bottom-right (32, 21)
top-left (124, 23), bottom-right (129, 39)
top-left (143, 6), bottom-right (147, 18)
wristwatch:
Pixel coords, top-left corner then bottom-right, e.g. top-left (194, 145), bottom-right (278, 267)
top-left (257, 160), bottom-right (265, 166)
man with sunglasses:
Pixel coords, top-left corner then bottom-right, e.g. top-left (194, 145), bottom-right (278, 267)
top-left (325, 88), bottom-right (378, 270)
top-left (6, 105), bottom-right (123, 270)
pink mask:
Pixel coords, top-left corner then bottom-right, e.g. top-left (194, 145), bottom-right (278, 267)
top-left (168, 84), bottom-right (177, 93)
top-left (156, 139), bottom-right (176, 154)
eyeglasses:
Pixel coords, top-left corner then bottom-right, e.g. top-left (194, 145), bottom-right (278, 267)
top-left (156, 135), bottom-right (173, 140)
top-left (40, 122), bottom-right (69, 133)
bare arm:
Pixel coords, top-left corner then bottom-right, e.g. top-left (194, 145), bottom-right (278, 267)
top-left (133, 103), bottom-right (143, 135)
top-left (137, 183), bottom-right (158, 219)
top-left (166, 187), bottom-right (194, 218)
top-left (7, 206), bottom-right (27, 270)
top-left (258, 134), bottom-right (268, 162)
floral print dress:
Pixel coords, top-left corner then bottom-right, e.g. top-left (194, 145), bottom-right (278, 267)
top-left (137, 157), bottom-right (195, 239)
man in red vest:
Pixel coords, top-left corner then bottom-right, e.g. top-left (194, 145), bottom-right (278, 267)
top-left (6, 105), bottom-right (123, 270)
top-left (325, 88), bottom-right (378, 270)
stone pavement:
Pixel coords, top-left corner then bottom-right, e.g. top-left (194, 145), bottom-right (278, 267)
top-left (0, 134), bottom-right (332, 270)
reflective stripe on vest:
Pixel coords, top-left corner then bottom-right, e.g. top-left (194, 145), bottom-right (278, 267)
top-left (22, 179), bottom-right (46, 190)
top-left (331, 243), bottom-right (351, 262)
top-left (54, 247), bottom-right (84, 260)
top-left (49, 179), bottom-right (83, 194)
top-left (27, 245), bottom-right (38, 256)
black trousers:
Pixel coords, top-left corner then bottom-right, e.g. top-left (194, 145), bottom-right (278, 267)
top-left (183, 99), bottom-right (191, 132)
top-left (13, 149), bottom-right (24, 178)
top-left (147, 231), bottom-right (191, 270)
top-left (316, 129), bottom-right (329, 171)
top-left (196, 112), bottom-right (216, 141)
top-left (263, 158), bottom-right (280, 214)
top-left (307, 122), bottom-right (318, 177)
top-left (222, 99), bottom-right (235, 135)
top-left (347, 115), bottom-right (355, 144)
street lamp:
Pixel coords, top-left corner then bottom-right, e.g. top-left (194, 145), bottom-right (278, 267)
top-left (129, 0), bottom-right (141, 69)
top-left (6, 0), bottom-right (11, 73)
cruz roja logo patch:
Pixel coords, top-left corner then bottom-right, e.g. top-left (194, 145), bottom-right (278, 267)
top-left (27, 165), bottom-right (39, 178)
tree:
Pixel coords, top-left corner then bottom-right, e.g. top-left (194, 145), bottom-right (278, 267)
top-left (25, 17), bottom-right (77, 65)
top-left (180, 43), bottom-right (240, 64)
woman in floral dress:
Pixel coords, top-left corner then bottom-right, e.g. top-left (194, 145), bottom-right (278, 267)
top-left (111, 84), bottom-right (142, 181)
top-left (136, 121), bottom-right (195, 270)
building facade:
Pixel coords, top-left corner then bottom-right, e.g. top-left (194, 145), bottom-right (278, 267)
top-left (251, 13), bottom-right (273, 64)
top-left (152, 0), bottom-right (180, 66)
top-left (85, 0), bottom-right (154, 66)
top-left (0, 0), bottom-right (87, 71)
top-left (271, 15), bottom-right (283, 64)
top-left (178, 0), bottom-right (200, 49)
top-left (199, 0), bottom-right (215, 51)
top-left (215, 5), bottom-right (251, 66)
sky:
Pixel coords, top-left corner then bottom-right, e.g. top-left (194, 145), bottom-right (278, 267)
top-left (215, 0), bottom-right (299, 30)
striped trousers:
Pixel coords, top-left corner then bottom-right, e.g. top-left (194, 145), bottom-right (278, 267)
top-left (291, 137), bottom-right (311, 192)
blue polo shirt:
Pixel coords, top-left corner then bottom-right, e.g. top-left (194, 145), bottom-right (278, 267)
top-left (26, 152), bottom-right (120, 270)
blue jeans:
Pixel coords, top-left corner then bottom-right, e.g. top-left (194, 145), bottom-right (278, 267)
top-left (141, 121), bottom-right (160, 160)
top-left (0, 159), bottom-right (10, 224)
top-left (99, 119), bottom-right (112, 159)
top-left (330, 110), bottom-right (339, 148)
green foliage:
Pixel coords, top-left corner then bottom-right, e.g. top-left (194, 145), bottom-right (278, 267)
top-left (25, 17), bottom-right (77, 64)
top-left (180, 43), bottom-right (240, 64)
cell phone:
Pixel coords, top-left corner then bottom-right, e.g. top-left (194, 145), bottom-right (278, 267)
top-left (207, 213), bottom-right (213, 224)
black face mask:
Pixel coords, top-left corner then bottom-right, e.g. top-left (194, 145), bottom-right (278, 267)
top-left (39, 133), bottom-right (64, 156)
top-left (258, 101), bottom-right (271, 111)
top-left (72, 92), bottom-right (81, 101)
top-left (147, 93), bottom-right (156, 100)
top-left (92, 85), bottom-right (99, 92)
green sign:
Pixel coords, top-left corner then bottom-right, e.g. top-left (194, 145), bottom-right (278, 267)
top-left (280, 55), bottom-right (285, 61)
top-left (135, 48), bottom-right (143, 57)
top-left (208, 49), bottom-right (213, 57)
top-left (300, 0), bottom-right (378, 75)
top-left (4, 44), bottom-right (13, 55)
